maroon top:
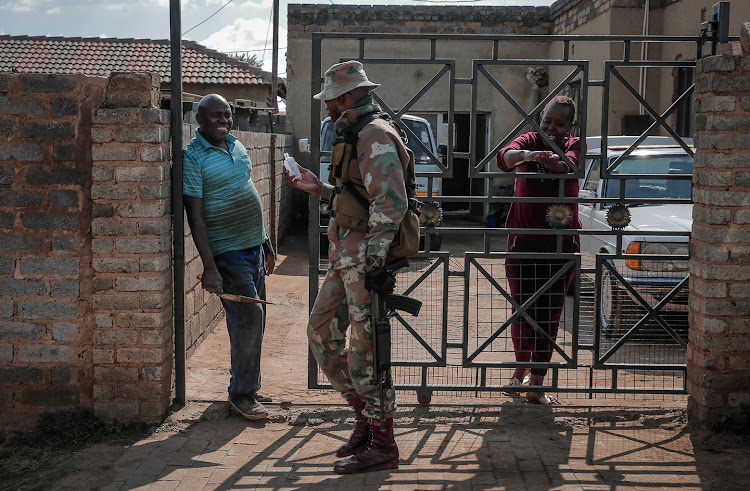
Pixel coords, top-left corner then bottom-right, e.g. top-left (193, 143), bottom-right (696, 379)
top-left (496, 132), bottom-right (582, 234)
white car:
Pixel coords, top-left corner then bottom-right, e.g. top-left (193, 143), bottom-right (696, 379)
top-left (578, 137), bottom-right (693, 339)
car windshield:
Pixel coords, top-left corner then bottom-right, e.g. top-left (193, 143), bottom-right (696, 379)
top-left (320, 118), bottom-right (435, 163)
top-left (604, 155), bottom-right (693, 199)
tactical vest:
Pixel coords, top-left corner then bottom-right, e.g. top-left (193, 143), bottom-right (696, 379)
top-left (328, 111), bottom-right (420, 260)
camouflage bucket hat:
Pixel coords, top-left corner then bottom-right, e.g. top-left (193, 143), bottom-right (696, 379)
top-left (313, 60), bottom-right (380, 101)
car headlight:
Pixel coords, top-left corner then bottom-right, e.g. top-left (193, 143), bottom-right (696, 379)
top-left (625, 241), bottom-right (690, 272)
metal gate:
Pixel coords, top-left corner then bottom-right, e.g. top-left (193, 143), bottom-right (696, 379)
top-left (305, 23), bottom-right (734, 400)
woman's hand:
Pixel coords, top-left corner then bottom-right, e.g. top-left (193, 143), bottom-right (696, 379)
top-left (523, 150), bottom-right (559, 166)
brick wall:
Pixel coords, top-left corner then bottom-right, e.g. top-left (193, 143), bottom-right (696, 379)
top-left (1, 71), bottom-right (294, 433)
top-left (550, 0), bottom-right (612, 34)
top-left (687, 24), bottom-right (750, 424)
top-left (182, 125), bottom-right (293, 357)
top-left (89, 73), bottom-right (172, 422)
top-left (287, 4), bottom-right (551, 37)
top-left (0, 73), bottom-right (107, 431)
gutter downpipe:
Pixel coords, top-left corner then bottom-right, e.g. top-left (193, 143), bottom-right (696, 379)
top-left (639, 0), bottom-right (650, 116)
top-left (170, 0), bottom-right (186, 406)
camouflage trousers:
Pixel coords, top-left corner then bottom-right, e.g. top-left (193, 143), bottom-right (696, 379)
top-left (308, 263), bottom-right (396, 420)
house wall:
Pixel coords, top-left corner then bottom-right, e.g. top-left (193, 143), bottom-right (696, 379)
top-left (0, 71), bottom-right (293, 433)
top-left (688, 24), bottom-right (750, 424)
top-left (286, 4), bottom-right (552, 171)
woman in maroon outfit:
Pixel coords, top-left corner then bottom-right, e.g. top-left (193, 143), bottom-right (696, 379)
top-left (496, 96), bottom-right (581, 405)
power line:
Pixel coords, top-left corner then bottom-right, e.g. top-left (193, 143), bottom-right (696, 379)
top-left (260, 4), bottom-right (273, 64)
top-left (183, 0), bottom-right (234, 36)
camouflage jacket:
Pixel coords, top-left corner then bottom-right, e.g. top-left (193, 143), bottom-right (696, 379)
top-left (321, 97), bottom-right (409, 269)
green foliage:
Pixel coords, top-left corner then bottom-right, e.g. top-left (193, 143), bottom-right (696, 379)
top-left (233, 52), bottom-right (263, 67)
top-left (711, 403), bottom-right (750, 433)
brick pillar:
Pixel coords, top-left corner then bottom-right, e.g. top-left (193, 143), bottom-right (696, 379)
top-left (90, 73), bottom-right (173, 422)
top-left (688, 24), bottom-right (750, 424)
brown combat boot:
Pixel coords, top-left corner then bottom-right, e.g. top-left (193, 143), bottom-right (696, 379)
top-left (335, 397), bottom-right (369, 458)
top-left (333, 417), bottom-right (399, 474)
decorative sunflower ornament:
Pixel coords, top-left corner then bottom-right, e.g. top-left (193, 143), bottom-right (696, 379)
top-left (419, 202), bottom-right (443, 227)
top-left (606, 204), bottom-right (631, 229)
top-left (546, 204), bottom-right (573, 228)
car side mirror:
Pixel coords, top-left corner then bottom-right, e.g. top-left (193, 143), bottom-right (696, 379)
top-left (298, 139), bottom-right (310, 153)
top-left (578, 189), bottom-right (597, 200)
top-left (438, 144), bottom-right (447, 157)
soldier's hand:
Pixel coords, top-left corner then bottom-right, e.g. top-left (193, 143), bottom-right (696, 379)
top-left (365, 267), bottom-right (396, 294)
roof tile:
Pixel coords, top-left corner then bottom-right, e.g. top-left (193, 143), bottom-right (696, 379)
top-left (0, 34), bottom-right (285, 95)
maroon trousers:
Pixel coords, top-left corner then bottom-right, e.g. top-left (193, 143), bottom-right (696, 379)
top-left (505, 235), bottom-right (577, 376)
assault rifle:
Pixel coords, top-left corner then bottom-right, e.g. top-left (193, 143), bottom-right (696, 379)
top-left (371, 258), bottom-right (422, 430)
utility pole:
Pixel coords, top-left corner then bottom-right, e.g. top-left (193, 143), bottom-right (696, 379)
top-left (271, 0), bottom-right (279, 112)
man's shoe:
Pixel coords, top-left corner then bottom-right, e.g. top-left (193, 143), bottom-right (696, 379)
top-left (229, 396), bottom-right (268, 420)
top-left (336, 398), bottom-right (368, 458)
top-left (334, 417), bottom-right (399, 474)
top-left (255, 393), bottom-right (272, 403)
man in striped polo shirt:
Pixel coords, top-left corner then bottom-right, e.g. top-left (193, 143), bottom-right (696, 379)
top-left (183, 94), bottom-right (275, 420)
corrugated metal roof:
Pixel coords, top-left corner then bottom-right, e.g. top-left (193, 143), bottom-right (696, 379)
top-left (0, 35), bottom-right (285, 94)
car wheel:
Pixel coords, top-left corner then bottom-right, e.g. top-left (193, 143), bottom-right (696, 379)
top-left (600, 268), bottom-right (624, 339)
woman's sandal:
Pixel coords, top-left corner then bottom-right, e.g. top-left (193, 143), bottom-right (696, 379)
top-left (502, 377), bottom-right (522, 397)
top-left (526, 393), bottom-right (561, 405)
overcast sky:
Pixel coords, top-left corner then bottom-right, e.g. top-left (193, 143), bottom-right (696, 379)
top-left (0, 0), bottom-right (555, 74)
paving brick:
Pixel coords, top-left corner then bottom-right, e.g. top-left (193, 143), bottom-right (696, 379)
top-left (0, 211), bottom-right (14, 228)
top-left (94, 366), bottom-right (138, 382)
top-left (92, 294), bottom-right (139, 310)
top-left (92, 238), bottom-right (113, 253)
top-left (138, 218), bottom-right (170, 236)
top-left (25, 166), bottom-right (81, 185)
top-left (93, 277), bottom-right (114, 291)
top-left (139, 184), bottom-right (171, 200)
top-left (53, 143), bottom-right (77, 161)
top-left (49, 190), bottom-right (78, 207)
top-left (21, 212), bottom-right (78, 230)
top-left (115, 275), bottom-right (168, 292)
top-left (115, 166), bottom-right (165, 182)
top-left (52, 235), bottom-right (76, 252)
top-left (92, 257), bottom-right (138, 273)
top-left (0, 96), bottom-right (44, 115)
top-left (95, 330), bottom-right (138, 346)
top-left (117, 347), bottom-right (164, 364)
top-left (0, 300), bottom-right (13, 318)
top-left (51, 279), bottom-right (80, 297)
top-left (19, 122), bottom-right (75, 139)
top-left (0, 320), bottom-right (45, 340)
top-left (117, 312), bottom-right (171, 328)
top-left (0, 142), bottom-right (44, 162)
top-left (20, 73), bottom-right (77, 93)
top-left (18, 300), bottom-right (78, 320)
top-left (116, 237), bottom-right (169, 254)
top-left (140, 255), bottom-right (171, 272)
top-left (0, 256), bottom-right (14, 274)
top-left (93, 203), bottom-right (115, 218)
top-left (92, 165), bottom-right (114, 182)
top-left (0, 366), bottom-right (42, 384)
top-left (92, 145), bottom-right (137, 161)
top-left (0, 233), bottom-right (44, 252)
top-left (0, 345), bottom-right (12, 362)
top-left (0, 278), bottom-right (46, 296)
top-left (51, 366), bottom-right (74, 385)
top-left (91, 183), bottom-right (137, 200)
top-left (0, 189), bottom-right (42, 207)
top-left (51, 97), bottom-right (79, 115)
top-left (117, 202), bottom-right (169, 218)
top-left (20, 257), bottom-right (79, 275)
top-left (141, 109), bottom-right (170, 124)
top-left (141, 146), bottom-right (168, 162)
top-left (52, 322), bottom-right (77, 341)
top-left (93, 348), bottom-right (115, 364)
top-left (0, 165), bottom-right (12, 184)
top-left (18, 344), bottom-right (73, 363)
top-left (92, 220), bottom-right (138, 237)
top-left (115, 127), bottom-right (164, 144)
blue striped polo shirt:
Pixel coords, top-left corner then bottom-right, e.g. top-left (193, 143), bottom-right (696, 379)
top-left (183, 129), bottom-right (267, 256)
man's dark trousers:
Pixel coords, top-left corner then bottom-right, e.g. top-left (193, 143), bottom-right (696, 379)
top-left (214, 245), bottom-right (266, 400)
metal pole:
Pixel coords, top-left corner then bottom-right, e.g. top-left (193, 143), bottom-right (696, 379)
top-left (170, 0), bottom-right (186, 407)
top-left (271, 0), bottom-right (279, 112)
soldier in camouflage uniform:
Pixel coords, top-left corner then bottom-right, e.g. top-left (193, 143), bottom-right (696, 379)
top-left (286, 60), bottom-right (409, 474)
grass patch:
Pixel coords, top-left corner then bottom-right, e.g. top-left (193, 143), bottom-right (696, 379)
top-left (0, 409), bottom-right (151, 491)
